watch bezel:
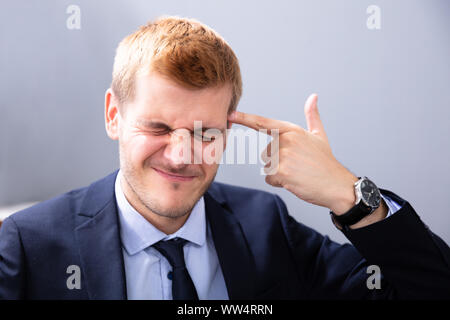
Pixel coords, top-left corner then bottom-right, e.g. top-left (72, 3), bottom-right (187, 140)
top-left (355, 177), bottom-right (381, 209)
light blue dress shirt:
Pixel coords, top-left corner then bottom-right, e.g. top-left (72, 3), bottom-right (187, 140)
top-left (115, 171), bottom-right (400, 300)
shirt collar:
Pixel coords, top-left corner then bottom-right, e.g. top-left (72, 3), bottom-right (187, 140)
top-left (115, 170), bottom-right (206, 256)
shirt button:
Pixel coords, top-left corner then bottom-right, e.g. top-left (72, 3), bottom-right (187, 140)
top-left (167, 271), bottom-right (173, 280)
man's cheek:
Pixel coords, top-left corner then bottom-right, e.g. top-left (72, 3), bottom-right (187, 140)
top-left (130, 137), bottom-right (161, 161)
top-left (124, 147), bottom-right (148, 172)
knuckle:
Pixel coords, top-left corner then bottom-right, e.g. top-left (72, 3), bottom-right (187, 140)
top-left (285, 134), bottom-right (296, 144)
top-left (265, 175), bottom-right (280, 186)
top-left (276, 164), bottom-right (287, 177)
top-left (282, 132), bottom-right (299, 144)
top-left (255, 119), bottom-right (266, 129)
top-left (265, 174), bottom-right (276, 184)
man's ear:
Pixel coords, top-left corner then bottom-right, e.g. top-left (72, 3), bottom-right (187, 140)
top-left (105, 88), bottom-right (120, 140)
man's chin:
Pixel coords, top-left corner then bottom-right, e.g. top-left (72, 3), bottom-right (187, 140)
top-left (147, 198), bottom-right (200, 219)
top-left (153, 183), bottom-right (200, 198)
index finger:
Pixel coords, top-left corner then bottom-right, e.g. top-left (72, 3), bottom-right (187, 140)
top-left (228, 111), bottom-right (294, 134)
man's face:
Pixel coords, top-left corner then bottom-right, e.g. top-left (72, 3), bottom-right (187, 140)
top-left (109, 72), bottom-right (231, 219)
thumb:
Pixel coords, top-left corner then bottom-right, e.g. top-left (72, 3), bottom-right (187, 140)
top-left (304, 93), bottom-right (327, 140)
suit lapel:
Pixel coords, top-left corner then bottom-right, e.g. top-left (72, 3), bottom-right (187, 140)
top-left (75, 171), bottom-right (127, 300)
top-left (204, 186), bottom-right (257, 300)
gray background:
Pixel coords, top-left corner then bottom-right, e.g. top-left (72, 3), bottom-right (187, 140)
top-left (1, 0), bottom-right (449, 244)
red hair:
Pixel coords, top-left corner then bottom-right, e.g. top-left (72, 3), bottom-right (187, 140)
top-left (111, 16), bottom-right (242, 113)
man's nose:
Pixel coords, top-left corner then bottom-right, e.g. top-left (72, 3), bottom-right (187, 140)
top-left (163, 129), bottom-right (193, 166)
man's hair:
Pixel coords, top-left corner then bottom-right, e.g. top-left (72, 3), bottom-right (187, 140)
top-left (111, 16), bottom-right (242, 113)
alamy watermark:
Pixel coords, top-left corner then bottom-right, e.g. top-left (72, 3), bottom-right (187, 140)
top-left (366, 265), bottom-right (381, 290)
top-left (66, 264), bottom-right (81, 290)
top-left (64, 6), bottom-right (381, 32)
top-left (66, 5), bottom-right (81, 30)
top-left (367, 5), bottom-right (381, 30)
top-left (154, 121), bottom-right (280, 175)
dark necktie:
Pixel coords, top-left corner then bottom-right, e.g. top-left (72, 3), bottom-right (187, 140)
top-left (152, 237), bottom-right (199, 300)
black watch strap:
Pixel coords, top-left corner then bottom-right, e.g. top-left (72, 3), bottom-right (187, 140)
top-left (330, 200), bottom-right (373, 227)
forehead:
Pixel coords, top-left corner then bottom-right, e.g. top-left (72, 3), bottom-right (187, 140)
top-left (128, 72), bottom-right (232, 128)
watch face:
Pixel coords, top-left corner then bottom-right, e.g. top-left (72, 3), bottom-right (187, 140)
top-left (360, 179), bottom-right (381, 208)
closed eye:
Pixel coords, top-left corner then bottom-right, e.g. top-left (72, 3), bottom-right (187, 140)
top-left (150, 129), bottom-right (171, 136)
top-left (193, 131), bottom-right (217, 142)
top-left (201, 135), bottom-right (216, 142)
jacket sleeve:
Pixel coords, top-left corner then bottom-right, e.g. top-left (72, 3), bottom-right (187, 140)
top-left (341, 189), bottom-right (450, 299)
top-left (275, 190), bottom-right (450, 299)
top-left (0, 216), bottom-right (26, 299)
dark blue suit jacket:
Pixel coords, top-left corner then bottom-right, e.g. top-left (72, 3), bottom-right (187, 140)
top-left (0, 171), bottom-right (449, 299)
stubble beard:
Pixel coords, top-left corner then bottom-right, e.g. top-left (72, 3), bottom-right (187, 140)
top-left (119, 151), bottom-right (217, 220)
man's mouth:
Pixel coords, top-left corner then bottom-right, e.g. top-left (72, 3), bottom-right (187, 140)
top-left (152, 167), bottom-right (196, 182)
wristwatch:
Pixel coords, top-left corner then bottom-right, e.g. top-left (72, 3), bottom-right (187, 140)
top-left (330, 176), bottom-right (382, 230)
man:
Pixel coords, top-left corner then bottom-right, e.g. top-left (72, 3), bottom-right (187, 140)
top-left (0, 16), bottom-right (449, 300)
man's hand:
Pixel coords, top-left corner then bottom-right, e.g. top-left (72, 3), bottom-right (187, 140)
top-left (228, 94), bottom-right (360, 215)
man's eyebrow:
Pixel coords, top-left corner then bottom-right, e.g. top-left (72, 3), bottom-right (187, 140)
top-left (195, 126), bottom-right (226, 133)
top-left (136, 119), bottom-right (225, 133)
top-left (136, 120), bottom-right (171, 130)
